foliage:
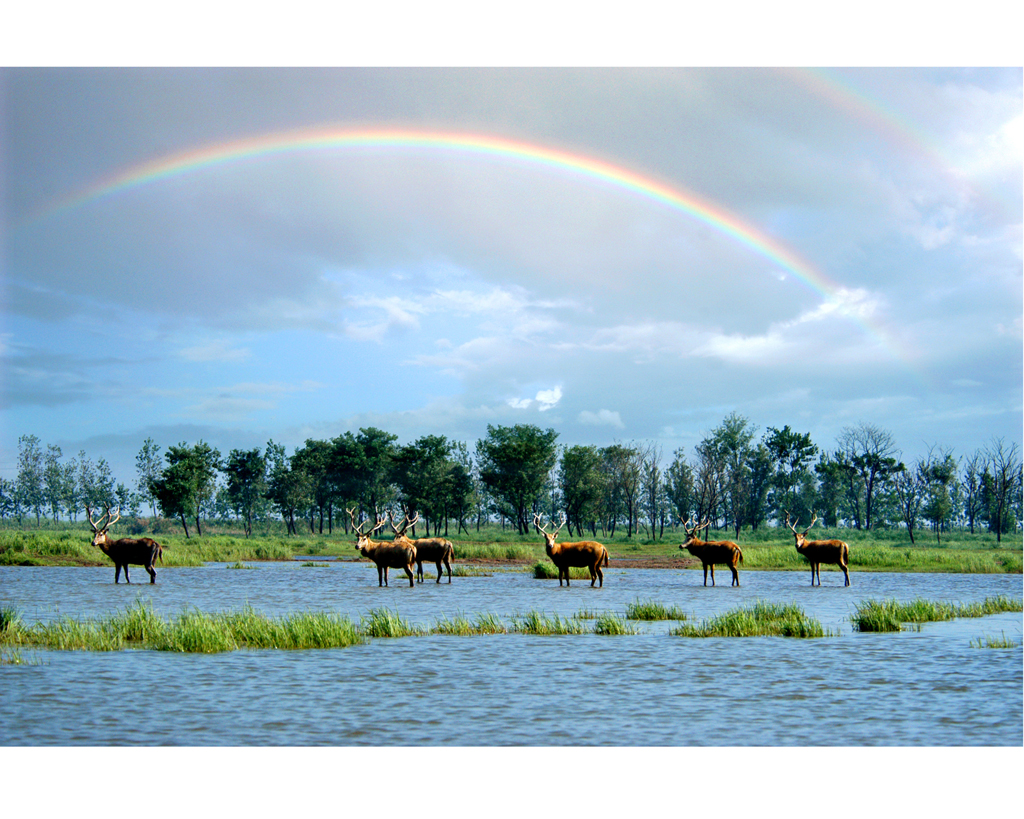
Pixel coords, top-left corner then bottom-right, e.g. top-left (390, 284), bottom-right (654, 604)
top-left (476, 424), bottom-right (559, 534)
top-left (851, 596), bottom-right (1023, 632)
top-left (672, 601), bottom-right (831, 638)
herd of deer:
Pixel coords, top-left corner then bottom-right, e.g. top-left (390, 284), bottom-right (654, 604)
top-left (85, 505), bottom-right (851, 588)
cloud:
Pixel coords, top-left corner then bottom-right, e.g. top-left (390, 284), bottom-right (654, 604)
top-left (507, 385), bottom-right (563, 411)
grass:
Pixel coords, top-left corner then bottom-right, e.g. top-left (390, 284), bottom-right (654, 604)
top-left (2, 523), bottom-right (1020, 574)
top-left (672, 601), bottom-right (831, 638)
top-left (851, 596), bottom-right (1023, 632)
top-left (432, 612), bottom-right (508, 635)
top-left (299, 561), bottom-right (331, 568)
top-left (511, 610), bottom-right (588, 635)
top-left (625, 598), bottom-right (687, 621)
top-left (532, 561), bottom-right (595, 580)
top-left (593, 613), bottom-right (641, 635)
top-left (0, 600), bottom-right (364, 653)
top-left (970, 632), bottom-right (1019, 649)
top-left (360, 607), bottom-right (424, 638)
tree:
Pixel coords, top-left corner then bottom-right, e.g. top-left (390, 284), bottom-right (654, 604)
top-left (150, 441), bottom-right (222, 537)
top-left (639, 442), bottom-right (664, 540)
top-left (265, 440), bottom-right (311, 535)
top-left (763, 426), bottom-right (818, 523)
top-left (814, 452), bottom-right (847, 528)
top-left (892, 461), bottom-right (926, 544)
top-left (43, 444), bottom-right (66, 521)
top-left (476, 424), bottom-right (559, 535)
top-left (920, 447), bottom-right (957, 543)
top-left (702, 413), bottom-right (756, 535)
top-left (837, 423), bottom-right (902, 530)
top-left (135, 437), bottom-right (162, 518)
top-left (959, 450), bottom-right (986, 534)
top-left (985, 438), bottom-right (1021, 543)
top-left (223, 447), bottom-right (268, 537)
top-left (559, 445), bottom-right (605, 537)
top-left (665, 448), bottom-right (695, 525)
top-left (291, 439), bottom-right (333, 534)
top-left (16, 434), bottom-right (44, 525)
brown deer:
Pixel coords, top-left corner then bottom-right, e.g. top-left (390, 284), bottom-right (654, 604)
top-left (678, 518), bottom-right (744, 586)
top-left (86, 506), bottom-right (165, 584)
top-left (390, 510), bottom-right (454, 584)
top-left (785, 511), bottom-right (850, 586)
top-left (533, 513), bottom-right (609, 587)
top-left (349, 508), bottom-right (416, 587)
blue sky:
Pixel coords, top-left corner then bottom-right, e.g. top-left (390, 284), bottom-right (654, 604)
top-left (2, 14), bottom-right (1022, 486)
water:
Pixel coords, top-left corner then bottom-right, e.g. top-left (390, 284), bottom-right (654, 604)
top-left (1, 562), bottom-right (1021, 745)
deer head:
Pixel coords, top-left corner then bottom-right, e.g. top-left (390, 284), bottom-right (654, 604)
top-left (86, 505), bottom-right (121, 547)
top-left (680, 517), bottom-right (711, 547)
top-left (348, 507), bottom-right (387, 550)
top-left (533, 512), bottom-right (565, 548)
top-left (784, 511), bottom-right (818, 548)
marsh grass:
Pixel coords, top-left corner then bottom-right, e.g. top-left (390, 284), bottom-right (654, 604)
top-left (455, 543), bottom-right (538, 561)
top-left (532, 561), bottom-right (593, 580)
top-left (672, 601), bottom-right (830, 638)
top-left (625, 598), bottom-right (687, 621)
top-left (299, 561), bottom-right (331, 568)
top-left (1, 605), bottom-right (21, 633)
top-left (970, 632), bottom-right (1019, 649)
top-left (360, 608), bottom-right (423, 638)
top-left (512, 610), bottom-right (587, 635)
top-left (593, 613), bottom-right (640, 635)
top-left (852, 596), bottom-right (1023, 632)
top-left (227, 561), bottom-right (255, 569)
top-left (432, 612), bottom-right (508, 635)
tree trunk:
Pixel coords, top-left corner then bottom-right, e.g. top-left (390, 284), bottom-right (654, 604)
top-left (179, 513), bottom-right (191, 538)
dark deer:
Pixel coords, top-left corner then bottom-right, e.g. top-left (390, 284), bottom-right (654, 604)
top-left (533, 512), bottom-right (609, 587)
top-left (678, 518), bottom-right (744, 586)
top-left (785, 511), bottom-right (850, 586)
top-left (349, 508), bottom-right (416, 587)
top-left (390, 510), bottom-right (454, 584)
top-left (87, 506), bottom-right (165, 584)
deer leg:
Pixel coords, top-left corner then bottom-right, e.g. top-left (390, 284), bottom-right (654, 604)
top-left (123, 564), bottom-right (131, 584)
top-left (731, 565), bottom-right (739, 586)
top-left (702, 564), bottom-right (708, 586)
top-left (444, 559), bottom-right (452, 583)
top-left (842, 564), bottom-right (850, 586)
top-left (435, 561), bottom-right (442, 583)
top-left (404, 565), bottom-right (414, 587)
top-left (709, 564), bottom-right (715, 586)
top-left (377, 565), bottom-right (384, 586)
top-left (115, 564), bottom-right (122, 584)
top-left (147, 564), bottom-right (156, 584)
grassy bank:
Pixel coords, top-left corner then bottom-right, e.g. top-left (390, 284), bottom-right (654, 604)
top-left (1, 523), bottom-right (1020, 574)
top-left (851, 595), bottom-right (1023, 632)
top-left (671, 601), bottom-right (832, 638)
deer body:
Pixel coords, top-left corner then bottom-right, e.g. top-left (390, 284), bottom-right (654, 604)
top-left (785, 512), bottom-right (850, 586)
top-left (534, 513), bottom-right (609, 587)
top-left (678, 519), bottom-right (743, 586)
top-left (351, 508), bottom-right (416, 587)
top-left (411, 538), bottom-right (454, 584)
top-left (87, 506), bottom-right (164, 584)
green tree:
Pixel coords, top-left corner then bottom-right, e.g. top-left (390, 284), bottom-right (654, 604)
top-left (985, 438), bottom-right (1021, 543)
top-left (476, 424), bottom-right (559, 535)
top-left (837, 423), bottom-right (902, 530)
top-left (920, 447), bottom-right (957, 543)
top-left (559, 444), bottom-right (606, 537)
top-left (43, 444), bottom-right (66, 521)
top-left (892, 460), bottom-right (926, 544)
top-left (763, 426), bottom-right (818, 523)
top-left (959, 449), bottom-right (986, 534)
top-left (665, 447), bottom-right (695, 525)
top-left (135, 437), bottom-right (162, 518)
top-left (291, 439), bottom-right (333, 534)
top-left (151, 441), bottom-right (222, 537)
top-left (16, 434), bottom-right (45, 525)
top-left (265, 440), bottom-right (311, 535)
top-left (703, 413), bottom-right (756, 535)
top-left (223, 447), bottom-right (268, 537)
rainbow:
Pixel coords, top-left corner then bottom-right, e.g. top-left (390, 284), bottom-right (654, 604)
top-left (32, 125), bottom-right (910, 359)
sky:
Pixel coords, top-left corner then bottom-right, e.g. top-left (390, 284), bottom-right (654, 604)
top-left (2, 12), bottom-right (1022, 488)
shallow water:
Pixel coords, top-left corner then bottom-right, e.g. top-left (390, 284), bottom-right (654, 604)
top-left (1, 562), bottom-right (1021, 745)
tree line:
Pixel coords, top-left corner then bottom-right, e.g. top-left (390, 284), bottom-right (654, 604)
top-left (3, 415), bottom-right (1022, 542)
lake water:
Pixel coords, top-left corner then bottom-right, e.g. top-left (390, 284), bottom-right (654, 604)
top-left (1, 562), bottom-right (1021, 746)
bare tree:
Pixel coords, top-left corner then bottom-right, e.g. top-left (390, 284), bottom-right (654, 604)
top-left (986, 438), bottom-right (1022, 543)
top-left (837, 423), bottom-right (902, 530)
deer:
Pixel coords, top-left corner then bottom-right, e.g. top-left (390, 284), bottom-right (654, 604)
top-left (349, 507), bottom-right (416, 587)
top-left (678, 518), bottom-right (743, 586)
top-left (86, 505), bottom-right (165, 584)
top-left (533, 512), bottom-right (609, 587)
top-left (390, 510), bottom-right (454, 584)
top-left (784, 511), bottom-right (850, 586)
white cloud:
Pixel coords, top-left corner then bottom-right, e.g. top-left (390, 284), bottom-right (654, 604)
top-left (507, 385), bottom-right (563, 411)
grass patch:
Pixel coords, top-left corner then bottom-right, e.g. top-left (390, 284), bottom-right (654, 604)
top-left (851, 596), bottom-right (1023, 632)
top-left (970, 632), bottom-right (1019, 649)
top-left (227, 561), bottom-right (255, 569)
top-left (593, 613), bottom-right (640, 635)
top-left (511, 610), bottom-right (587, 635)
top-left (360, 607), bottom-right (424, 638)
top-left (299, 561), bottom-right (331, 568)
top-left (625, 598), bottom-right (687, 621)
top-left (672, 601), bottom-right (831, 638)
top-left (432, 612), bottom-right (508, 635)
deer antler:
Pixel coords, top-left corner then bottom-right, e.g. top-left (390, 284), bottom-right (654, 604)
top-left (349, 507), bottom-right (386, 537)
top-left (389, 509), bottom-right (419, 537)
top-left (785, 511), bottom-right (816, 535)
top-left (86, 505), bottom-right (119, 533)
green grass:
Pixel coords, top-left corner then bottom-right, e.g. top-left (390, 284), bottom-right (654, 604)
top-left (625, 598), bottom-right (687, 621)
top-left (360, 608), bottom-right (424, 638)
top-left (970, 632), bottom-right (1019, 649)
top-left (432, 612), bottom-right (509, 635)
top-left (299, 561), bottom-right (331, 568)
top-left (851, 596), bottom-right (1023, 632)
top-left (532, 561), bottom-right (595, 580)
top-left (593, 613), bottom-right (641, 635)
top-left (2, 523), bottom-right (1020, 574)
top-left (672, 601), bottom-right (831, 638)
top-left (511, 610), bottom-right (588, 635)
